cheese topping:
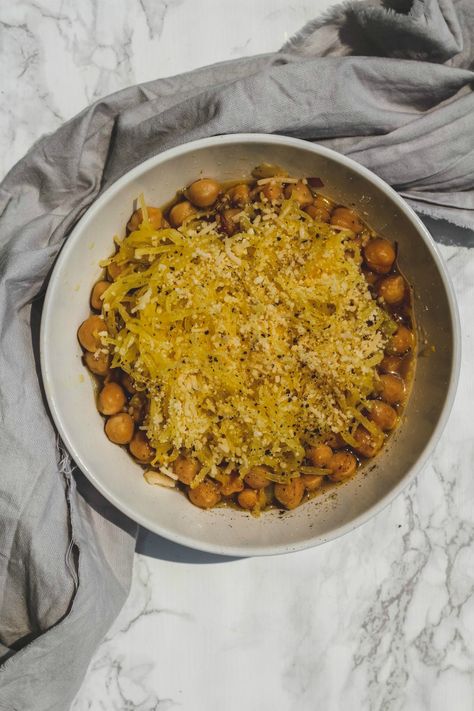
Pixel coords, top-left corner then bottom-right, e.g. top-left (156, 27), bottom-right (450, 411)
top-left (100, 196), bottom-right (391, 483)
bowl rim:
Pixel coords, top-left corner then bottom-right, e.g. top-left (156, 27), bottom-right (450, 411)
top-left (40, 133), bottom-right (461, 557)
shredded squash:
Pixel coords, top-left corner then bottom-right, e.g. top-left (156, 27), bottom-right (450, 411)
top-left (99, 194), bottom-right (390, 483)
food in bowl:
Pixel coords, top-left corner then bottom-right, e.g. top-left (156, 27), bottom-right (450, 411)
top-left (77, 164), bottom-right (416, 514)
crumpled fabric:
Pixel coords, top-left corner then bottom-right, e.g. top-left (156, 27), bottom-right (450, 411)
top-left (0, 1), bottom-right (473, 709)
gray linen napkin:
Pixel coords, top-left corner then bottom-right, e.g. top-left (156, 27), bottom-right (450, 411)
top-left (1, 1), bottom-right (473, 708)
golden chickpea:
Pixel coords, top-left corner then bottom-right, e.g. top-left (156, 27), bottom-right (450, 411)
top-left (379, 373), bottom-right (406, 404)
top-left (77, 315), bottom-right (106, 352)
top-left (274, 477), bottom-right (305, 510)
top-left (169, 201), bottom-right (196, 227)
top-left (186, 178), bottom-right (221, 208)
top-left (238, 488), bottom-right (259, 511)
top-left (328, 452), bottom-right (357, 482)
top-left (377, 274), bottom-right (406, 304)
top-left (284, 181), bottom-right (313, 206)
top-left (98, 382), bottom-right (126, 415)
top-left (304, 204), bottom-right (331, 223)
top-left (105, 412), bottom-right (134, 444)
top-left (307, 443), bottom-right (333, 468)
top-left (261, 181), bottom-right (283, 202)
top-left (314, 194), bottom-right (334, 212)
top-left (330, 207), bottom-right (364, 234)
top-left (353, 426), bottom-right (383, 458)
top-left (129, 431), bottom-right (155, 462)
top-left (244, 466), bottom-right (269, 489)
top-left (386, 325), bottom-right (414, 356)
top-left (84, 350), bottom-right (110, 376)
top-left (220, 208), bottom-right (241, 236)
top-left (252, 163), bottom-right (286, 179)
top-left (90, 281), bottom-right (109, 311)
top-left (364, 238), bottom-right (396, 274)
top-left (302, 474), bottom-right (324, 492)
top-left (188, 480), bottom-right (221, 509)
top-left (107, 261), bottom-right (125, 281)
top-left (368, 400), bottom-right (398, 431)
top-left (220, 474), bottom-right (244, 496)
top-left (127, 206), bottom-right (162, 232)
top-left (172, 455), bottom-right (201, 485)
top-left (226, 184), bottom-right (250, 207)
top-left (379, 355), bottom-right (403, 374)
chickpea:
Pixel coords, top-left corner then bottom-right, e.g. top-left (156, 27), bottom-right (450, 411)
top-left (226, 184), bottom-right (250, 207)
top-left (107, 261), bottom-right (125, 281)
top-left (252, 163), bottom-right (286, 179)
top-left (238, 488), bottom-right (259, 511)
top-left (302, 474), bottom-right (324, 492)
top-left (379, 355), bottom-right (403, 374)
top-left (377, 274), bottom-right (406, 305)
top-left (353, 426), bottom-right (383, 458)
top-left (330, 207), bottom-right (364, 234)
top-left (220, 473), bottom-right (244, 496)
top-left (105, 412), bottom-right (134, 444)
top-left (120, 371), bottom-right (136, 394)
top-left (328, 452), bottom-right (357, 482)
top-left (284, 181), bottom-right (313, 206)
top-left (77, 315), bottom-right (106, 352)
top-left (304, 204), bottom-right (331, 223)
top-left (369, 400), bottom-right (398, 431)
top-left (386, 325), bottom-right (414, 356)
top-left (90, 281), bottom-right (109, 311)
top-left (186, 178), bottom-right (221, 208)
top-left (129, 431), bottom-right (155, 462)
top-left (169, 201), bottom-right (196, 227)
top-left (379, 373), bottom-right (405, 404)
top-left (173, 455), bottom-right (201, 485)
top-left (313, 194), bottom-right (333, 212)
top-left (274, 476), bottom-right (305, 510)
top-left (220, 208), bottom-right (241, 236)
top-left (84, 350), bottom-right (110, 376)
top-left (98, 382), bottom-right (126, 416)
top-left (261, 181), bottom-right (283, 202)
top-left (244, 466), bottom-right (269, 489)
top-left (127, 206), bottom-right (162, 232)
top-left (188, 480), bottom-right (221, 509)
top-left (307, 443), bottom-right (333, 468)
top-left (364, 238), bottom-right (396, 274)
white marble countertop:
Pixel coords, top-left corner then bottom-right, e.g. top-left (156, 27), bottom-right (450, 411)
top-left (3, 1), bottom-right (474, 709)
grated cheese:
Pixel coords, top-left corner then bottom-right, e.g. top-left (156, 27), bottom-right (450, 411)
top-left (101, 196), bottom-right (393, 480)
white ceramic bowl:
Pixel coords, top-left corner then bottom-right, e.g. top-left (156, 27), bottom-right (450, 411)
top-left (40, 134), bottom-right (460, 557)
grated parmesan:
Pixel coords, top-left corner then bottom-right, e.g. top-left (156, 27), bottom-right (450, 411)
top-left (101, 196), bottom-right (393, 480)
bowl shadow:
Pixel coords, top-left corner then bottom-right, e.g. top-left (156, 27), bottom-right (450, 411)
top-left (74, 464), bottom-right (239, 564)
top-left (136, 527), bottom-right (239, 564)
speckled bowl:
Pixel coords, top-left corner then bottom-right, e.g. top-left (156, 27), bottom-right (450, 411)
top-left (40, 134), bottom-right (460, 556)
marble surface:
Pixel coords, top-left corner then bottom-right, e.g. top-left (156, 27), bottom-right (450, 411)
top-left (2, 1), bottom-right (474, 709)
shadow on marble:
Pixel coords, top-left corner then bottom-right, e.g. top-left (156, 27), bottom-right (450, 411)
top-left (136, 526), bottom-right (240, 564)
